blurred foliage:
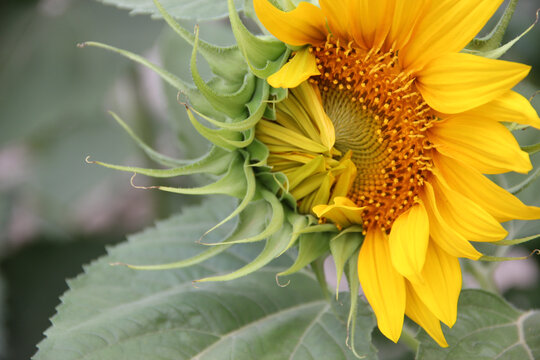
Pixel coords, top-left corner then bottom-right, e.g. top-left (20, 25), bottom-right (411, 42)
top-left (0, 0), bottom-right (163, 244)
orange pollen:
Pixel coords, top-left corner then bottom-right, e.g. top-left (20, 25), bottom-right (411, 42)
top-left (309, 39), bottom-right (438, 233)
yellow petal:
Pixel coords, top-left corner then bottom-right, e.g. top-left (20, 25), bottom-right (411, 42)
top-left (292, 82), bottom-right (335, 149)
top-left (311, 172), bottom-right (333, 208)
top-left (411, 242), bottom-right (461, 327)
top-left (389, 201), bottom-right (429, 283)
top-left (288, 155), bottom-right (326, 189)
top-left (331, 158), bottom-right (357, 199)
top-left (431, 174), bottom-right (508, 243)
top-left (349, 0), bottom-right (394, 50)
top-left (460, 90), bottom-right (540, 130)
top-left (358, 229), bottom-right (405, 343)
top-left (400, 0), bottom-right (503, 71)
top-left (319, 0), bottom-right (351, 41)
top-left (405, 282), bottom-right (449, 347)
top-left (385, 0), bottom-right (430, 51)
top-left (267, 48), bottom-right (320, 89)
top-left (253, 0), bottom-right (327, 46)
top-left (313, 197), bottom-right (363, 228)
top-left (429, 114), bottom-right (532, 174)
top-left (256, 119), bottom-right (329, 153)
top-left (421, 182), bottom-right (482, 260)
top-left (434, 153), bottom-right (540, 223)
top-left (417, 53), bottom-right (530, 114)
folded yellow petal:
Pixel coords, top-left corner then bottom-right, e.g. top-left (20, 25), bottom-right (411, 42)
top-left (389, 201), bottom-right (429, 283)
top-left (358, 229), bottom-right (406, 343)
top-left (461, 90), bottom-right (540, 130)
top-left (256, 119), bottom-right (329, 154)
top-left (434, 153), bottom-right (540, 223)
top-left (267, 48), bottom-right (321, 89)
top-left (421, 182), bottom-right (483, 260)
top-left (417, 53), bottom-right (530, 114)
top-left (253, 0), bottom-right (327, 46)
top-left (331, 158), bottom-right (357, 199)
top-left (432, 174), bottom-right (508, 243)
top-left (313, 197), bottom-right (363, 228)
top-left (292, 82), bottom-right (335, 149)
top-left (429, 115), bottom-right (532, 174)
top-left (405, 282), bottom-right (449, 348)
top-left (411, 242), bottom-right (461, 327)
top-left (400, 0), bottom-right (503, 71)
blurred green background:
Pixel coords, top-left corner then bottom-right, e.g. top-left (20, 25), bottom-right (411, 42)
top-left (0, 0), bottom-right (538, 359)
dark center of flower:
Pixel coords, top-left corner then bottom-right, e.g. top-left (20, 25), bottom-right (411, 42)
top-left (309, 38), bottom-right (438, 233)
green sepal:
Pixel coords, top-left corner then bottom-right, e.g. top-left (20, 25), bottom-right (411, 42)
top-left (480, 253), bottom-right (536, 262)
top-left (152, 0), bottom-right (247, 83)
top-left (508, 166), bottom-right (540, 195)
top-left (311, 257), bottom-right (331, 301)
top-left (246, 139), bottom-right (269, 166)
top-left (107, 111), bottom-right (187, 167)
top-left (264, 86), bottom-right (288, 120)
top-left (191, 27), bottom-right (256, 118)
top-left (228, 0), bottom-right (291, 79)
top-left (202, 188), bottom-right (284, 245)
top-left (466, 0), bottom-right (519, 52)
top-left (200, 152), bottom-right (257, 238)
top-left (186, 108), bottom-right (246, 150)
top-left (195, 217), bottom-right (293, 282)
top-left (277, 232), bottom-right (330, 277)
top-left (87, 145), bottom-right (234, 177)
top-left (81, 42), bottom-right (215, 119)
top-left (151, 153), bottom-right (247, 198)
top-left (123, 200), bottom-right (269, 270)
top-left (344, 251), bottom-right (365, 359)
top-left (522, 141), bottom-right (540, 155)
top-left (329, 226), bottom-right (364, 296)
top-left (80, 41), bottom-right (191, 92)
top-left (465, 9), bottom-right (538, 59)
top-left (493, 233), bottom-right (540, 246)
top-left (279, 211), bottom-right (311, 255)
top-left (296, 223), bottom-right (340, 234)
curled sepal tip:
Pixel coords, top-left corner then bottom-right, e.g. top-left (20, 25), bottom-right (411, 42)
top-left (480, 249), bottom-right (540, 262)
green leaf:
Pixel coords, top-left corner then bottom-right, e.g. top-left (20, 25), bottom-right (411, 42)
top-left (417, 289), bottom-right (540, 360)
top-left (97, 0), bottom-right (246, 21)
top-left (35, 200), bottom-right (376, 359)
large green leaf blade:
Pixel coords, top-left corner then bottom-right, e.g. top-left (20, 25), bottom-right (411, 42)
top-left (417, 289), bottom-right (540, 360)
top-left (34, 200), bottom-right (376, 360)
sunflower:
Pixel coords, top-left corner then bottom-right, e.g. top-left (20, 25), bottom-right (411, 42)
top-left (254, 0), bottom-right (540, 346)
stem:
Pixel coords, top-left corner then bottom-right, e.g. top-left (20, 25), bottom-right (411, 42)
top-left (399, 325), bottom-right (419, 353)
